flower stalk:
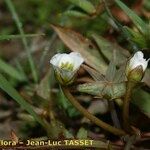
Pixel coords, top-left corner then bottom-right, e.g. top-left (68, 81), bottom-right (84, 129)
top-left (123, 51), bottom-right (149, 133)
top-left (62, 87), bottom-right (126, 136)
top-left (123, 81), bottom-right (135, 133)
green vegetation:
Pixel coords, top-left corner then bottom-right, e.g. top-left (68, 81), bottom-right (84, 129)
top-left (0, 0), bottom-right (149, 149)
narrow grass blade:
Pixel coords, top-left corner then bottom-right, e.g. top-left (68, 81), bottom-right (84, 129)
top-left (5, 0), bottom-right (38, 83)
top-left (63, 10), bottom-right (89, 18)
top-left (15, 59), bottom-right (28, 82)
top-left (0, 59), bottom-right (26, 81)
top-left (0, 34), bottom-right (44, 41)
top-left (0, 73), bottom-right (46, 128)
top-left (115, 0), bottom-right (147, 34)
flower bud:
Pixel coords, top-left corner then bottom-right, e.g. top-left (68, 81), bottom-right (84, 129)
top-left (126, 51), bottom-right (149, 82)
top-left (50, 52), bottom-right (84, 85)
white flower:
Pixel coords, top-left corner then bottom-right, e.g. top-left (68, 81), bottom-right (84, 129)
top-left (129, 51), bottom-right (149, 71)
top-left (126, 51), bottom-right (149, 81)
top-left (50, 52), bottom-right (84, 85)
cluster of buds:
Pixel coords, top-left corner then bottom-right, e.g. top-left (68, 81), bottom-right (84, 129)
top-left (50, 52), bottom-right (84, 85)
top-left (126, 51), bottom-right (149, 82)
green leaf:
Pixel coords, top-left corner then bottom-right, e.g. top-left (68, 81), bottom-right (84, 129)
top-left (63, 10), bottom-right (89, 18)
top-left (0, 59), bottom-right (26, 81)
top-left (143, 69), bottom-right (150, 88)
top-left (0, 34), bottom-right (44, 41)
top-left (132, 89), bottom-right (150, 117)
top-left (0, 74), bottom-right (46, 128)
top-left (114, 65), bottom-right (126, 83)
top-left (64, 130), bottom-right (74, 138)
top-left (82, 64), bottom-right (105, 81)
top-left (106, 62), bottom-right (116, 82)
top-left (77, 82), bottom-right (126, 99)
top-left (123, 26), bottom-right (147, 48)
top-left (105, 82), bottom-right (126, 100)
top-left (52, 25), bottom-right (107, 74)
top-left (92, 34), bottom-right (129, 66)
top-left (76, 127), bottom-right (88, 139)
top-left (68, 0), bottom-right (96, 14)
top-left (77, 82), bottom-right (105, 96)
top-left (115, 0), bottom-right (148, 34)
top-left (57, 88), bottom-right (79, 117)
top-left (18, 113), bottom-right (35, 122)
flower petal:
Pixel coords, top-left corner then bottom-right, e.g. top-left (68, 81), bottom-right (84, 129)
top-left (58, 54), bottom-right (74, 68)
top-left (129, 51), bottom-right (149, 71)
top-left (50, 53), bottom-right (64, 66)
top-left (69, 52), bottom-right (84, 70)
top-left (50, 52), bottom-right (84, 85)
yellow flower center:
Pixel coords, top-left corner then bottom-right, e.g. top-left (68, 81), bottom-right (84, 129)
top-left (60, 62), bottom-right (74, 71)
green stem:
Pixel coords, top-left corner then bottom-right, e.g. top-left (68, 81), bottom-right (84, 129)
top-left (123, 81), bottom-right (135, 133)
top-left (62, 87), bottom-right (126, 136)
